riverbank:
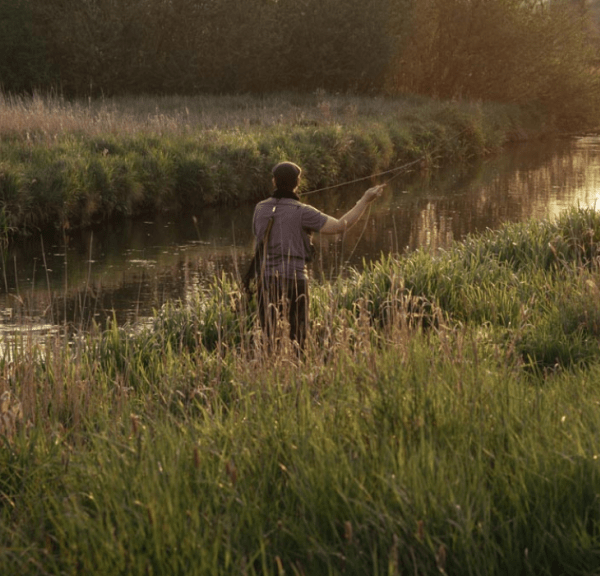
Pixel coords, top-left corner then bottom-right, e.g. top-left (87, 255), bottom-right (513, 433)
top-left (2, 207), bottom-right (600, 574)
top-left (0, 92), bottom-right (556, 233)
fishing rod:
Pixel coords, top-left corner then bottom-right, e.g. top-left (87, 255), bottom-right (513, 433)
top-left (312, 127), bottom-right (471, 266)
top-left (298, 126), bottom-right (470, 198)
top-left (298, 156), bottom-right (426, 198)
top-left (302, 153), bottom-right (433, 267)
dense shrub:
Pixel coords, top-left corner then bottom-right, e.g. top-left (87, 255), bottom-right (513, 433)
top-left (11, 0), bottom-right (394, 96)
top-left (0, 0), bottom-right (52, 92)
top-left (389, 0), bottom-right (600, 128)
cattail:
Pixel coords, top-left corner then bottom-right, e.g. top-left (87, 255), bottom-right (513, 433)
top-left (62, 450), bottom-right (70, 473)
top-left (390, 534), bottom-right (399, 576)
top-left (436, 544), bottom-right (447, 574)
top-left (147, 506), bottom-right (154, 527)
top-left (226, 459), bottom-right (237, 485)
top-left (416, 520), bottom-right (425, 542)
top-left (344, 520), bottom-right (353, 544)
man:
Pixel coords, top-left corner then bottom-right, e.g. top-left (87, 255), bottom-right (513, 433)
top-left (251, 161), bottom-right (384, 349)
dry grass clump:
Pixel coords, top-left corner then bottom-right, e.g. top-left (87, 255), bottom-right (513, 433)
top-left (0, 91), bottom-right (526, 142)
top-left (0, 390), bottom-right (22, 440)
top-left (0, 92), bottom-right (365, 142)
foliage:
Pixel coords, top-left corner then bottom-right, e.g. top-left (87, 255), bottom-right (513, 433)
top-left (14, 0), bottom-right (393, 96)
top-left (389, 0), bottom-right (600, 128)
top-left (0, 0), bottom-right (52, 93)
top-left (2, 209), bottom-right (600, 574)
top-left (0, 92), bottom-right (547, 233)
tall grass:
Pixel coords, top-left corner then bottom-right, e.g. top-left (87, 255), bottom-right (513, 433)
top-left (2, 208), bottom-right (600, 574)
top-left (0, 92), bottom-right (549, 232)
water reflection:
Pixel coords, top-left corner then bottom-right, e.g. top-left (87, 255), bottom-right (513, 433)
top-left (2, 135), bottom-right (600, 328)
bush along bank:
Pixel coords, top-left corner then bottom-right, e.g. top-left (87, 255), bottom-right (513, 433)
top-left (3, 208), bottom-right (600, 575)
top-left (0, 93), bottom-right (553, 233)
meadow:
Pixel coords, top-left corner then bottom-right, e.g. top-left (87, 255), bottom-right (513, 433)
top-left (1, 207), bottom-right (600, 575)
top-left (2, 0), bottom-right (600, 570)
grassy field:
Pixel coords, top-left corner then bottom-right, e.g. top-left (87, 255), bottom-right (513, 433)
top-left (0, 92), bottom-right (551, 233)
top-left (1, 207), bottom-right (600, 575)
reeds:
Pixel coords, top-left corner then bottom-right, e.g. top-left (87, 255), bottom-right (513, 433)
top-left (0, 92), bottom-right (548, 232)
top-left (2, 208), bottom-right (600, 574)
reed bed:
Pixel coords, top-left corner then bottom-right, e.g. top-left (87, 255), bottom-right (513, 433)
top-left (1, 208), bottom-right (600, 574)
top-left (0, 92), bottom-right (547, 232)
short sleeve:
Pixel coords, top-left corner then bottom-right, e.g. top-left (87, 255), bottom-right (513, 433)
top-left (300, 205), bottom-right (328, 232)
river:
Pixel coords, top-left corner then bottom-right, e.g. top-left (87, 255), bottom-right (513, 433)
top-left (2, 134), bottom-right (600, 335)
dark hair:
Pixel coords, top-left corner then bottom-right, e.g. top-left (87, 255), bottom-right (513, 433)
top-left (272, 161), bottom-right (301, 191)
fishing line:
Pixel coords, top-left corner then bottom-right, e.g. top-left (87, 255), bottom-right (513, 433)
top-left (342, 152), bottom-right (443, 265)
top-left (308, 126), bottom-right (471, 268)
top-left (298, 126), bottom-right (470, 197)
top-left (314, 156), bottom-right (423, 273)
top-left (298, 156), bottom-right (424, 198)
top-left (320, 154), bottom-right (428, 269)
top-left (343, 203), bottom-right (373, 266)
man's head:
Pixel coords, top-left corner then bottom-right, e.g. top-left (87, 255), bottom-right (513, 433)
top-left (272, 161), bottom-right (301, 191)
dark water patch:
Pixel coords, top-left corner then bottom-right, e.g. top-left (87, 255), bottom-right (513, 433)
top-left (1, 135), bottom-right (599, 330)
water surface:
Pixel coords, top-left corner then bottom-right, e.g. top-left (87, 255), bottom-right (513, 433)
top-left (2, 135), bottom-right (600, 332)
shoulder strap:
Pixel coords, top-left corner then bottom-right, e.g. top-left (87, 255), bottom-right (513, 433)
top-left (242, 206), bottom-right (276, 294)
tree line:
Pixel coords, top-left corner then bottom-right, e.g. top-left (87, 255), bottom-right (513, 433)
top-left (1, 0), bottom-right (599, 124)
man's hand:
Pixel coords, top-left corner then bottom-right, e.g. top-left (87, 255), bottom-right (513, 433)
top-left (362, 184), bottom-right (386, 203)
top-left (321, 184), bottom-right (386, 235)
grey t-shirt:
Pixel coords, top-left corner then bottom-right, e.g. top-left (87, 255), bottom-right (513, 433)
top-left (253, 197), bottom-right (328, 280)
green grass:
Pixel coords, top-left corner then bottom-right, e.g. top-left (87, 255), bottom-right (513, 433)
top-left (2, 208), bottom-right (600, 574)
top-left (0, 92), bottom-right (553, 232)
